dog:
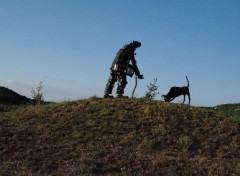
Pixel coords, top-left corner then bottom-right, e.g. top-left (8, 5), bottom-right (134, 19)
top-left (162, 76), bottom-right (191, 105)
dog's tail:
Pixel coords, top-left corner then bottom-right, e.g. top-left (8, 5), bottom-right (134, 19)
top-left (186, 76), bottom-right (190, 87)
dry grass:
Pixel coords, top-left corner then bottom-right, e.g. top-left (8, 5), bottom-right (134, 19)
top-left (0, 98), bottom-right (239, 175)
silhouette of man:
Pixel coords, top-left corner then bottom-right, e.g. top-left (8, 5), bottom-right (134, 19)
top-left (104, 41), bottom-right (144, 98)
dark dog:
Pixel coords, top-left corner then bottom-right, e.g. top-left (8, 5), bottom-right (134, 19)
top-left (162, 76), bottom-right (191, 105)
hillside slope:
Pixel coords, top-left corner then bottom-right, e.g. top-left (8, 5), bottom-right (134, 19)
top-left (0, 99), bottom-right (239, 175)
top-left (0, 86), bottom-right (33, 105)
top-left (216, 103), bottom-right (240, 122)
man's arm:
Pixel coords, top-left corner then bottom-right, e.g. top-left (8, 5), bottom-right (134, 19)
top-left (131, 55), bottom-right (144, 79)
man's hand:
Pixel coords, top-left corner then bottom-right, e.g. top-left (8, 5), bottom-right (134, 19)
top-left (138, 75), bottom-right (144, 79)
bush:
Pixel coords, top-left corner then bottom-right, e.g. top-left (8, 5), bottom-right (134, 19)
top-left (31, 82), bottom-right (44, 105)
top-left (144, 78), bottom-right (159, 100)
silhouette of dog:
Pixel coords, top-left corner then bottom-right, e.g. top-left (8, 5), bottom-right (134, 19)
top-left (162, 76), bottom-right (191, 105)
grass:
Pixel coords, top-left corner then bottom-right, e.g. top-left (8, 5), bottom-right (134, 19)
top-left (0, 98), bottom-right (239, 175)
top-left (215, 103), bottom-right (240, 122)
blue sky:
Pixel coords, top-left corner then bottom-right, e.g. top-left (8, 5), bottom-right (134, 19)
top-left (0, 0), bottom-right (239, 106)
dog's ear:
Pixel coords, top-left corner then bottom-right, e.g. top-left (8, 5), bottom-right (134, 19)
top-left (161, 95), bottom-right (165, 98)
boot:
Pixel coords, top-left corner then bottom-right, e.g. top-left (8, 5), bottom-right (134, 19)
top-left (103, 94), bottom-right (114, 98)
top-left (116, 94), bottom-right (129, 98)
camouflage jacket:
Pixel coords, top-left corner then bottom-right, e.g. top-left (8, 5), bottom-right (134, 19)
top-left (110, 48), bottom-right (140, 76)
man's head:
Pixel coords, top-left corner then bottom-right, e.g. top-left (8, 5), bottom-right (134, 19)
top-left (128, 41), bottom-right (141, 49)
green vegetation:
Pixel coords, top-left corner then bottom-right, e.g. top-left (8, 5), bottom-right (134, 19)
top-left (215, 103), bottom-right (240, 122)
top-left (31, 81), bottom-right (44, 105)
top-left (0, 99), bottom-right (239, 175)
top-left (144, 78), bottom-right (160, 100)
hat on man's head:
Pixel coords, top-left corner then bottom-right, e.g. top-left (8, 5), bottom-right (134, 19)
top-left (128, 41), bottom-right (141, 48)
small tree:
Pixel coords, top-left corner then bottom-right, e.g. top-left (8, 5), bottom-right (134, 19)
top-left (31, 81), bottom-right (44, 105)
top-left (144, 78), bottom-right (159, 100)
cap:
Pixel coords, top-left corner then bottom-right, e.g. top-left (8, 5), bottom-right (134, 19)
top-left (129, 41), bottom-right (141, 48)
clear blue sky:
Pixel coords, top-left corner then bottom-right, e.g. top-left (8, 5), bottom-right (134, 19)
top-left (1, 0), bottom-right (240, 106)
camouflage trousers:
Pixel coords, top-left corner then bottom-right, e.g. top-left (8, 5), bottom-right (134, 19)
top-left (104, 69), bottom-right (127, 96)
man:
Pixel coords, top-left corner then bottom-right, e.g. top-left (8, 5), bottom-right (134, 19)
top-left (104, 41), bottom-right (144, 98)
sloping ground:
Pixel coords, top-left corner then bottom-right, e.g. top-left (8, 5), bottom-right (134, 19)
top-left (215, 103), bottom-right (240, 122)
top-left (0, 86), bottom-right (33, 105)
top-left (0, 98), bottom-right (239, 175)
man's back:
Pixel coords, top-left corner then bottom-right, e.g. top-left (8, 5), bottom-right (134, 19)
top-left (111, 48), bottom-right (134, 69)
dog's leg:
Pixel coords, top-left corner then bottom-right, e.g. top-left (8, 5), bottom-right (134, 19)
top-left (182, 94), bottom-right (186, 104)
top-left (188, 93), bottom-right (191, 105)
top-left (169, 97), bottom-right (175, 102)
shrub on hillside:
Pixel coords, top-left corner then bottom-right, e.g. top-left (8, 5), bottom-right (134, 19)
top-left (31, 81), bottom-right (44, 105)
top-left (144, 78), bottom-right (159, 100)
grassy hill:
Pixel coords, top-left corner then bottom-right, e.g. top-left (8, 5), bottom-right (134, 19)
top-left (215, 103), bottom-right (240, 122)
top-left (0, 98), bottom-right (239, 175)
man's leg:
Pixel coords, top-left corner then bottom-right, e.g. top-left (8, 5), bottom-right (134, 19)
top-left (104, 70), bottom-right (117, 98)
top-left (116, 71), bottom-right (127, 98)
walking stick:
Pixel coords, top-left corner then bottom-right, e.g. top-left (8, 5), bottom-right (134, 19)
top-left (131, 75), bottom-right (138, 98)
